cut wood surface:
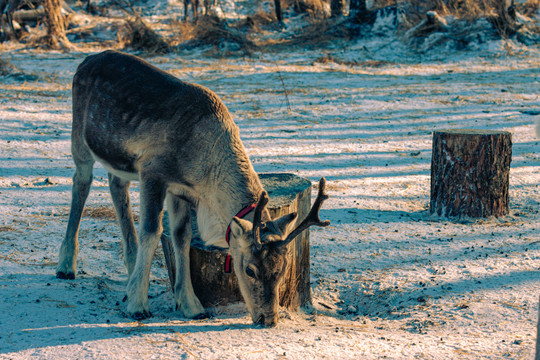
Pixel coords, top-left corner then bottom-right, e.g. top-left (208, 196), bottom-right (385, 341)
top-left (161, 173), bottom-right (313, 309)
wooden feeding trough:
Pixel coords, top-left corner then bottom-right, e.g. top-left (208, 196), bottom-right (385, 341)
top-left (430, 129), bottom-right (512, 218)
top-left (160, 173), bottom-right (315, 310)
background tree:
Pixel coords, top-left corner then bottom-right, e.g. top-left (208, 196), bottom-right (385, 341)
top-left (274, 0), bottom-right (283, 25)
top-left (349, 0), bottom-right (373, 23)
top-left (349, 0), bottom-right (366, 15)
top-left (43, 0), bottom-right (71, 49)
top-left (331, 0), bottom-right (346, 18)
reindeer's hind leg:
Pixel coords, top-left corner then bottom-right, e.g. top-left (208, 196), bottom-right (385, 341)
top-left (108, 173), bottom-right (138, 279)
top-left (57, 85), bottom-right (98, 280)
top-left (166, 194), bottom-right (206, 319)
top-left (56, 150), bottom-right (94, 279)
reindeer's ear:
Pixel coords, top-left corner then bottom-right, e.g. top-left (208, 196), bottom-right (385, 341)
top-left (229, 217), bottom-right (253, 250)
top-left (268, 212), bottom-right (298, 238)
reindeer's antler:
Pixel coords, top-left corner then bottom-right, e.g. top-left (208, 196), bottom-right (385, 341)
top-left (280, 178), bottom-right (330, 247)
top-left (252, 190), bottom-right (269, 246)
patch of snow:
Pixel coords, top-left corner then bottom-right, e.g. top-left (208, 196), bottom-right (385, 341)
top-left (0, 1), bottom-right (539, 358)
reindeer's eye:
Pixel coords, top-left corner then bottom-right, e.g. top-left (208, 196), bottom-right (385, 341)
top-left (245, 266), bottom-right (258, 279)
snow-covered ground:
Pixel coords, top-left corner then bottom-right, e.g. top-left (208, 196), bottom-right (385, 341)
top-left (0, 7), bottom-right (539, 358)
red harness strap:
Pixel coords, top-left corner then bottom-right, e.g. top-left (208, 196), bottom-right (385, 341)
top-left (224, 203), bottom-right (257, 273)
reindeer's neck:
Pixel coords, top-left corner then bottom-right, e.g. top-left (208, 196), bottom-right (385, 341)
top-left (195, 148), bottom-right (264, 248)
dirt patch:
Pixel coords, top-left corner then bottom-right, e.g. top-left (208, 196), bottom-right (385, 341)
top-left (83, 205), bottom-right (118, 221)
top-left (0, 225), bottom-right (19, 233)
top-left (314, 55), bottom-right (395, 67)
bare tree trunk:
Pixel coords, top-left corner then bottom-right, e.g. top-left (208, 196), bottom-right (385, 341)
top-left (349, 0), bottom-right (372, 23)
top-left (43, 0), bottom-right (71, 49)
top-left (349, 0), bottom-right (366, 16)
top-left (331, 0), bottom-right (346, 18)
top-left (274, 0), bottom-right (283, 25)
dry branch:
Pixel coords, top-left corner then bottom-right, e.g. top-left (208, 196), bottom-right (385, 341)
top-left (0, 57), bottom-right (16, 76)
top-left (276, 69), bottom-right (292, 114)
top-left (177, 15), bottom-right (256, 55)
top-left (122, 17), bottom-right (170, 54)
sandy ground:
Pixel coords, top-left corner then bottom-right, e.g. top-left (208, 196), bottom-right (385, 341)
top-left (0, 33), bottom-right (539, 359)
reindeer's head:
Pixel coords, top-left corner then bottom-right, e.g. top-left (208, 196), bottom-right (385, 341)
top-left (228, 178), bottom-right (330, 327)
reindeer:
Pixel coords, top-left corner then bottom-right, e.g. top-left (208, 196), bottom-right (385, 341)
top-left (183, 0), bottom-right (216, 22)
top-left (56, 50), bottom-right (330, 327)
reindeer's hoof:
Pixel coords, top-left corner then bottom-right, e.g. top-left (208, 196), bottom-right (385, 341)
top-left (175, 305), bottom-right (211, 320)
top-left (56, 271), bottom-right (75, 280)
top-left (131, 310), bottom-right (152, 320)
top-left (193, 312), bottom-right (212, 320)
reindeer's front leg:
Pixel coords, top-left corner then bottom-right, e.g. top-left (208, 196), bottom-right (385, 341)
top-left (125, 176), bottom-right (165, 319)
top-left (166, 194), bottom-right (206, 319)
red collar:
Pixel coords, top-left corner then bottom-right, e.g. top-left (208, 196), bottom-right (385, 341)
top-left (224, 203), bottom-right (257, 273)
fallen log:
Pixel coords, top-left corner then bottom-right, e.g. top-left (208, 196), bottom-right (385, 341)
top-left (11, 8), bottom-right (44, 23)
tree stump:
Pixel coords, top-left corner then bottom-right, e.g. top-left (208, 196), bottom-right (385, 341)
top-left (430, 129), bottom-right (512, 218)
top-left (161, 173), bottom-right (313, 309)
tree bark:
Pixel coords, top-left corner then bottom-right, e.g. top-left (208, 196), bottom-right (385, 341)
top-left (161, 173), bottom-right (313, 309)
top-left (349, 0), bottom-right (375, 24)
top-left (430, 129), bottom-right (512, 218)
top-left (43, 0), bottom-right (71, 49)
top-left (349, 0), bottom-right (366, 13)
top-left (331, 0), bottom-right (346, 18)
top-left (274, 0), bottom-right (283, 24)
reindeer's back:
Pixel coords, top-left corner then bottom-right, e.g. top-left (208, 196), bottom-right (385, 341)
top-left (72, 50), bottom-right (236, 177)
top-left (73, 50), bottom-right (228, 122)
